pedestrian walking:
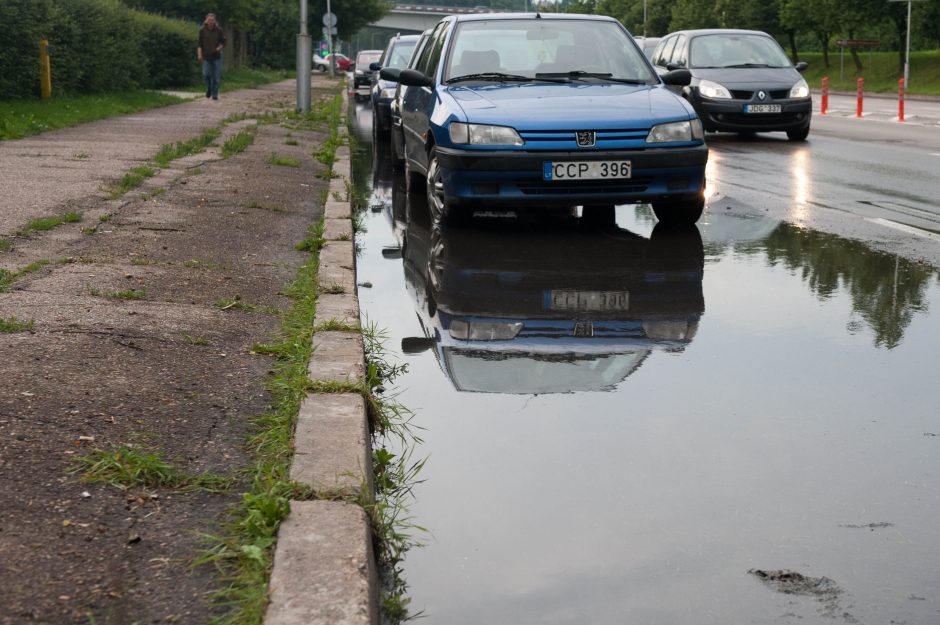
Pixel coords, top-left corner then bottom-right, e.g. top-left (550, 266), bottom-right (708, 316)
top-left (197, 13), bottom-right (226, 100)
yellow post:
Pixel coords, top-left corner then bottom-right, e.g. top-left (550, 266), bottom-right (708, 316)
top-left (39, 39), bottom-right (52, 100)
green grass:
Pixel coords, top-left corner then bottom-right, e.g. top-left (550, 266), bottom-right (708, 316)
top-left (154, 128), bottom-right (221, 167)
top-left (0, 316), bottom-right (35, 333)
top-left (0, 239), bottom-right (12, 252)
top-left (105, 165), bottom-right (156, 199)
top-left (106, 288), bottom-right (146, 300)
top-left (73, 444), bottom-right (233, 492)
top-left (181, 332), bottom-right (210, 346)
top-left (0, 259), bottom-right (57, 292)
top-left (800, 50), bottom-right (940, 95)
top-left (15, 211), bottom-right (82, 237)
top-left (213, 295), bottom-right (255, 311)
top-left (265, 152), bottom-right (300, 168)
top-left (222, 128), bottom-right (257, 158)
top-left (0, 91), bottom-right (183, 141)
top-left (246, 200), bottom-right (287, 212)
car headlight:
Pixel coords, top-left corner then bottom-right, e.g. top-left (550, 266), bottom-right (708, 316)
top-left (380, 88), bottom-right (396, 99)
top-left (698, 79), bottom-right (731, 99)
top-left (449, 122), bottom-right (524, 146)
top-left (647, 120), bottom-right (698, 143)
top-left (789, 78), bottom-right (810, 98)
top-left (354, 69), bottom-right (363, 76)
top-left (643, 320), bottom-right (698, 341)
top-left (450, 320), bottom-right (524, 340)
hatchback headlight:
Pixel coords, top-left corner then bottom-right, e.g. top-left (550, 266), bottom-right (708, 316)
top-left (450, 320), bottom-right (524, 340)
top-left (789, 78), bottom-right (810, 98)
top-left (354, 69), bottom-right (364, 76)
top-left (449, 122), bottom-right (524, 146)
top-left (647, 120), bottom-right (700, 143)
top-left (698, 79), bottom-right (731, 99)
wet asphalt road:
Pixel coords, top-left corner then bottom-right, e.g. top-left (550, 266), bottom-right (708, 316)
top-left (350, 96), bottom-right (940, 625)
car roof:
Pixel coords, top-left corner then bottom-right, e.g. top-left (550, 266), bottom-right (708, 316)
top-left (666, 29), bottom-right (774, 37)
top-left (447, 11), bottom-right (620, 24)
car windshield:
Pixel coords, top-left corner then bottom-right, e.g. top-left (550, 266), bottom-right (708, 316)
top-left (689, 34), bottom-right (791, 68)
top-left (356, 51), bottom-right (381, 65)
top-left (386, 40), bottom-right (418, 69)
top-left (444, 19), bottom-right (656, 84)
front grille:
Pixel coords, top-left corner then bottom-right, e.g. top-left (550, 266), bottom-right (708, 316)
top-left (519, 128), bottom-right (649, 147)
top-left (519, 177), bottom-right (651, 195)
top-left (730, 89), bottom-right (791, 100)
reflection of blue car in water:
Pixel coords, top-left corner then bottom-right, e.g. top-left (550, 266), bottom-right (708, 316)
top-left (399, 196), bottom-right (706, 394)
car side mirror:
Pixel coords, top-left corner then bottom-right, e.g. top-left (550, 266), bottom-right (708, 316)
top-left (398, 69), bottom-right (433, 88)
top-left (369, 62), bottom-right (382, 72)
top-left (666, 62), bottom-right (682, 71)
top-left (661, 68), bottom-right (692, 86)
top-left (380, 67), bottom-right (402, 82)
top-left (794, 61), bottom-right (808, 73)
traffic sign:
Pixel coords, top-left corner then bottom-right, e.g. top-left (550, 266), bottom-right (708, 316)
top-left (322, 12), bottom-right (337, 27)
top-left (322, 26), bottom-right (337, 35)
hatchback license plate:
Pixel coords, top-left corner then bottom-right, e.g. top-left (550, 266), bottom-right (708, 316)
top-left (550, 290), bottom-right (629, 312)
top-left (543, 160), bottom-right (631, 181)
top-left (745, 104), bottom-right (782, 113)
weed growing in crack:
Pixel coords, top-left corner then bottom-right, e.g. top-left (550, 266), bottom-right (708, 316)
top-left (222, 128), bottom-right (257, 158)
top-left (295, 224), bottom-right (325, 252)
top-left (214, 295), bottom-right (255, 312)
top-left (154, 128), bottom-right (221, 167)
top-left (246, 200), bottom-right (288, 213)
top-left (15, 211), bottom-right (82, 237)
top-left (0, 239), bottom-right (11, 252)
top-left (73, 444), bottom-right (233, 492)
top-left (105, 165), bottom-right (155, 198)
top-left (0, 316), bottom-right (35, 333)
top-left (266, 152), bottom-right (300, 168)
top-left (107, 289), bottom-right (146, 300)
top-left (181, 332), bottom-right (210, 346)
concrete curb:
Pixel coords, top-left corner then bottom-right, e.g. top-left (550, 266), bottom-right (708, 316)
top-left (265, 90), bottom-right (380, 624)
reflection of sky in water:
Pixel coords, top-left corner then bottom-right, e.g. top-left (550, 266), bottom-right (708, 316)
top-left (351, 113), bottom-right (940, 625)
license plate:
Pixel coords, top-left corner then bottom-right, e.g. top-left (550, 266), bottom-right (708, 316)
top-left (550, 290), bottom-right (629, 312)
top-left (543, 160), bottom-right (631, 181)
top-left (745, 104), bottom-right (782, 113)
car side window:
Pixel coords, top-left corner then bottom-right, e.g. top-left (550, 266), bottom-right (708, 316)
top-left (669, 34), bottom-right (688, 67)
top-left (422, 22), bottom-right (451, 79)
top-left (654, 36), bottom-right (676, 67)
top-left (414, 24), bottom-right (443, 75)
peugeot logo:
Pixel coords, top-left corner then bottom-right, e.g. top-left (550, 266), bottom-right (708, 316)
top-left (576, 131), bottom-right (595, 147)
top-left (757, 90), bottom-right (767, 101)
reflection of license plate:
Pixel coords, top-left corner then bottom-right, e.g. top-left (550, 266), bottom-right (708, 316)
top-left (550, 290), bottom-right (629, 312)
top-left (745, 104), bottom-right (781, 113)
top-left (543, 160), bottom-right (631, 181)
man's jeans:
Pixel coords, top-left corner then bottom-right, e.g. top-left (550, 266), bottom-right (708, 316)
top-left (202, 58), bottom-right (222, 99)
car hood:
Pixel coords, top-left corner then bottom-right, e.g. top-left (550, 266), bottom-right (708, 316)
top-left (445, 83), bottom-right (692, 129)
top-left (690, 67), bottom-right (800, 89)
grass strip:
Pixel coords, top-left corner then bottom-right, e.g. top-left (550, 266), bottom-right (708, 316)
top-left (74, 444), bottom-right (234, 492)
top-left (105, 165), bottom-right (156, 199)
top-left (14, 211), bottom-right (81, 237)
top-left (0, 258), bottom-right (69, 292)
top-left (0, 91), bottom-right (183, 141)
top-left (175, 68), bottom-right (294, 94)
top-left (0, 316), bottom-right (35, 333)
top-left (154, 128), bottom-right (221, 167)
top-left (222, 128), bottom-right (257, 158)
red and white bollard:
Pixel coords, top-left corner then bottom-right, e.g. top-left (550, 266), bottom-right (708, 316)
top-left (820, 76), bottom-right (829, 115)
top-left (856, 77), bottom-right (864, 118)
top-left (898, 78), bottom-right (906, 122)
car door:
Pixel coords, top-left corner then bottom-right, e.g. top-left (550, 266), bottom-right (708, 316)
top-left (402, 20), bottom-right (450, 176)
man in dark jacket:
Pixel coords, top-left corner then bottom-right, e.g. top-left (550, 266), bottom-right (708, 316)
top-left (197, 13), bottom-right (226, 100)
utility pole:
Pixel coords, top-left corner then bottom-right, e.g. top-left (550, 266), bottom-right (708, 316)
top-left (327, 0), bottom-right (335, 79)
top-left (297, 0), bottom-right (311, 112)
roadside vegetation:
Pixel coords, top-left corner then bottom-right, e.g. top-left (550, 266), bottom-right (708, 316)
top-left (800, 50), bottom-right (940, 95)
top-left (74, 444), bottom-right (234, 492)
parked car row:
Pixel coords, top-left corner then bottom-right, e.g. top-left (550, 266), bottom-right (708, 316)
top-left (362, 13), bottom-right (811, 228)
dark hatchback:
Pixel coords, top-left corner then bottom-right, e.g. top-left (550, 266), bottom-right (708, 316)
top-left (370, 34), bottom-right (420, 134)
top-left (651, 29), bottom-right (812, 140)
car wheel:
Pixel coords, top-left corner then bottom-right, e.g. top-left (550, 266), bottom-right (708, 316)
top-left (390, 127), bottom-right (404, 172)
top-left (787, 126), bottom-right (810, 141)
top-left (426, 151), bottom-right (465, 226)
top-left (652, 196), bottom-right (705, 227)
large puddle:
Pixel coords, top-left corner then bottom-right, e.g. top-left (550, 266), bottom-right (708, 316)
top-left (350, 101), bottom-right (940, 624)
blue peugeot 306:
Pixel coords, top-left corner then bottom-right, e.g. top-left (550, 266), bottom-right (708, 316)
top-left (394, 12), bottom-right (708, 227)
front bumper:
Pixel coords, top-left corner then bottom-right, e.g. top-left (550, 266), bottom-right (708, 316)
top-left (435, 145), bottom-right (708, 207)
top-left (694, 97), bottom-right (812, 132)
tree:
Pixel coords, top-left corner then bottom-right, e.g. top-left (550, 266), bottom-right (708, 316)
top-left (779, 0), bottom-right (839, 67)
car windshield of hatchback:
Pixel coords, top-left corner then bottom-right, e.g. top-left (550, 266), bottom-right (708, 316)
top-left (689, 34), bottom-right (791, 69)
top-left (356, 51), bottom-right (382, 66)
top-left (387, 41), bottom-right (417, 69)
top-left (444, 19), bottom-right (657, 84)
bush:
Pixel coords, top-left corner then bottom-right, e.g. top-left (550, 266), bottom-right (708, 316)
top-left (0, 0), bottom-right (198, 99)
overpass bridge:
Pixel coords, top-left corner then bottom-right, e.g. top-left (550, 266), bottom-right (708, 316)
top-left (373, 4), bottom-right (501, 34)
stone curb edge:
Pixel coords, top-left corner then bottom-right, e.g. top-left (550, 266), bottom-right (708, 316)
top-left (264, 89), bottom-right (378, 625)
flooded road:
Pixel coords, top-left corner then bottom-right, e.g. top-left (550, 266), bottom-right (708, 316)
top-left (350, 100), bottom-right (940, 624)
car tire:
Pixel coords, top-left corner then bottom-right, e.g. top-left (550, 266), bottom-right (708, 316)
top-left (390, 127), bottom-right (405, 172)
top-left (652, 196), bottom-right (705, 227)
top-left (426, 151), bottom-right (465, 227)
top-left (787, 126), bottom-right (810, 141)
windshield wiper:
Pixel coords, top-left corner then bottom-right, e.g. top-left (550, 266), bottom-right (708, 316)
top-left (721, 63), bottom-right (775, 68)
top-left (446, 72), bottom-right (537, 84)
top-left (535, 71), bottom-right (648, 84)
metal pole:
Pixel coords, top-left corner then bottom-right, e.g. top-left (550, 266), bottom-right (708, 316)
top-left (904, 0), bottom-right (911, 87)
top-left (297, 0), bottom-right (311, 112)
top-left (643, 0), bottom-right (647, 38)
top-left (327, 0), bottom-right (335, 79)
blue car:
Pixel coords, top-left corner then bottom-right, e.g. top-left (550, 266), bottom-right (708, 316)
top-left (395, 13), bottom-right (708, 226)
top-left (370, 34), bottom-right (421, 136)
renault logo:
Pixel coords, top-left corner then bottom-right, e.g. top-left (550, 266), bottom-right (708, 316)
top-left (576, 131), bottom-right (595, 147)
top-left (757, 90), bottom-right (767, 101)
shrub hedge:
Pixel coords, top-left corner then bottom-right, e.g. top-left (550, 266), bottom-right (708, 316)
top-left (0, 0), bottom-right (199, 100)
